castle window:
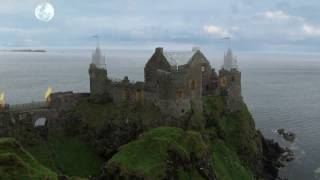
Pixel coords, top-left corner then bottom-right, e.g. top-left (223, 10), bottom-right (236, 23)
top-left (190, 80), bottom-right (196, 90)
top-left (136, 89), bottom-right (143, 102)
top-left (221, 89), bottom-right (228, 96)
top-left (176, 90), bottom-right (183, 99)
top-left (201, 65), bottom-right (205, 72)
top-left (231, 76), bottom-right (235, 82)
top-left (220, 77), bottom-right (227, 87)
top-left (124, 89), bottom-right (130, 100)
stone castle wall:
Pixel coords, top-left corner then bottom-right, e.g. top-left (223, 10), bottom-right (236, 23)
top-left (95, 72), bottom-right (194, 117)
top-left (219, 69), bottom-right (242, 112)
top-left (9, 102), bottom-right (48, 112)
top-left (110, 79), bottom-right (145, 104)
top-left (89, 64), bottom-right (109, 96)
top-left (49, 92), bottom-right (90, 112)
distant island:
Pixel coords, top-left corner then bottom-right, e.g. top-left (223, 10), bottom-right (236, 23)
top-left (0, 49), bottom-right (47, 52)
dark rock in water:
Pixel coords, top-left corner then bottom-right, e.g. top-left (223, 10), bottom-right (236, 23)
top-left (276, 129), bottom-right (296, 142)
top-left (277, 129), bottom-right (285, 135)
top-left (283, 132), bottom-right (296, 142)
top-left (280, 147), bottom-right (295, 163)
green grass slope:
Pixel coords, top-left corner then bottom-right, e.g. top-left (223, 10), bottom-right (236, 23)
top-left (26, 135), bottom-right (103, 178)
top-left (0, 138), bottom-right (58, 180)
top-left (107, 127), bottom-right (204, 179)
top-left (204, 96), bottom-right (263, 176)
top-left (106, 127), bottom-right (254, 180)
top-left (210, 141), bottom-right (254, 180)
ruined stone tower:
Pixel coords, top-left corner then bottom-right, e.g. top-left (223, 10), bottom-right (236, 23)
top-left (88, 44), bottom-right (109, 96)
top-left (144, 47), bottom-right (218, 116)
top-left (219, 48), bottom-right (242, 111)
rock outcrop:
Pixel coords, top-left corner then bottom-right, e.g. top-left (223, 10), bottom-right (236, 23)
top-left (277, 128), bottom-right (296, 142)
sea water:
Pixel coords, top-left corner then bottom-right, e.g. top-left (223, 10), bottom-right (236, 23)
top-left (0, 49), bottom-right (319, 179)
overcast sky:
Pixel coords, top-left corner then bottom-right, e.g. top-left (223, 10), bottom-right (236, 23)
top-left (1, 0), bottom-right (320, 52)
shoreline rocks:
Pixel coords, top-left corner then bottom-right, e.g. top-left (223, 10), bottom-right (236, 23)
top-left (277, 129), bottom-right (296, 142)
top-left (280, 147), bottom-right (295, 164)
top-left (259, 131), bottom-right (286, 179)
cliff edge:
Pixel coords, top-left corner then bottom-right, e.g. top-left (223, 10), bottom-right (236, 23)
top-left (0, 95), bottom-right (284, 179)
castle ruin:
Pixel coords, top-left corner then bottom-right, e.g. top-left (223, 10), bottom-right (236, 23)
top-left (89, 45), bottom-right (243, 117)
top-left (0, 44), bottom-right (243, 138)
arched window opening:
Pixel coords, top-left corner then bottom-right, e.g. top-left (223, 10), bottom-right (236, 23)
top-left (190, 80), bottom-right (196, 90)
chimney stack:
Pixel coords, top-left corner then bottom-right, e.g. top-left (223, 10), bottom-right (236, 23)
top-left (192, 47), bottom-right (200, 52)
top-left (155, 47), bottom-right (163, 53)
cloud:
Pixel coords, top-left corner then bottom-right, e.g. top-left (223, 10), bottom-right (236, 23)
top-left (262, 10), bottom-right (290, 21)
top-left (68, 15), bottom-right (207, 43)
top-left (1, 0), bottom-right (320, 52)
top-left (0, 0), bottom-right (40, 14)
top-left (302, 24), bottom-right (320, 36)
top-left (256, 10), bottom-right (320, 38)
top-left (203, 25), bottom-right (230, 37)
top-left (0, 27), bottom-right (56, 34)
top-left (255, 10), bottom-right (305, 24)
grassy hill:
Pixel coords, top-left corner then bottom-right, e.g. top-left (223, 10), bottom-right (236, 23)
top-left (102, 96), bottom-right (266, 179)
top-left (26, 134), bottom-right (104, 178)
top-left (0, 137), bottom-right (95, 180)
top-left (106, 127), bottom-right (254, 180)
top-left (0, 138), bottom-right (58, 180)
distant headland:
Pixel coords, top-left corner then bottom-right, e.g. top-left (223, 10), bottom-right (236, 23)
top-left (0, 49), bottom-right (47, 53)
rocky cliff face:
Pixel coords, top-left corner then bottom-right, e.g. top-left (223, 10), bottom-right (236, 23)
top-left (0, 95), bottom-right (285, 180)
top-left (59, 96), bottom-right (283, 179)
top-left (79, 96), bottom-right (282, 180)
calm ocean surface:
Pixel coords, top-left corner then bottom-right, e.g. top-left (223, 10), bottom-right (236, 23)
top-left (0, 49), bottom-right (319, 179)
